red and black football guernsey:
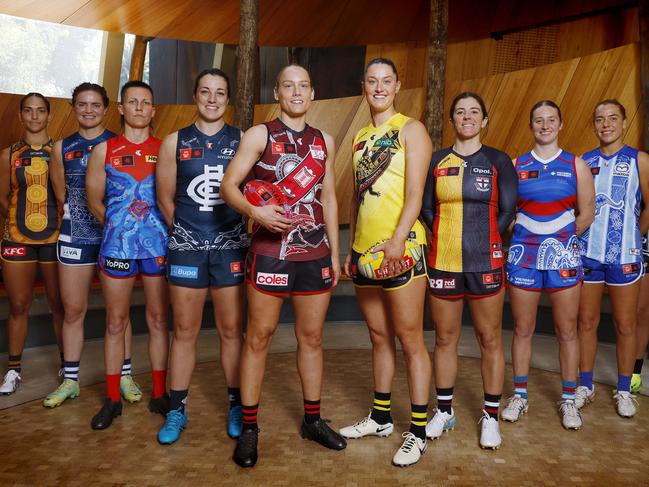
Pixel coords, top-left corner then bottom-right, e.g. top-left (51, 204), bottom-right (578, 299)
top-left (250, 118), bottom-right (330, 262)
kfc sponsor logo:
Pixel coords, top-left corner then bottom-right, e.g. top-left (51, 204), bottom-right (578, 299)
top-left (104, 257), bottom-right (131, 271)
top-left (256, 272), bottom-right (288, 286)
top-left (2, 246), bottom-right (26, 257)
top-left (60, 246), bottom-right (82, 260)
top-left (230, 261), bottom-right (242, 273)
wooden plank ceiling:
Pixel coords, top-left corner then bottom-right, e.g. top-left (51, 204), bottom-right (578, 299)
top-left (0, 0), bottom-right (634, 46)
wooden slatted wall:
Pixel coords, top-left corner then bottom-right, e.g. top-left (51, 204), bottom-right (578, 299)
top-left (0, 43), bottom-right (641, 224)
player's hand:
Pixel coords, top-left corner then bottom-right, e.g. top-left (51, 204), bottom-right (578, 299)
top-left (342, 252), bottom-right (353, 278)
top-left (372, 237), bottom-right (405, 278)
top-left (332, 257), bottom-right (341, 286)
top-left (250, 205), bottom-right (292, 233)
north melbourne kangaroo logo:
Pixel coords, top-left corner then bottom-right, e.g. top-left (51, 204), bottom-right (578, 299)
top-left (188, 165), bottom-right (224, 211)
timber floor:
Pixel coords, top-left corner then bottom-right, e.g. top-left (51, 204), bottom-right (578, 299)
top-left (1, 348), bottom-right (648, 486)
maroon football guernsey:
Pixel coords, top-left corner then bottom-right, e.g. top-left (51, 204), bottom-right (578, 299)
top-left (250, 118), bottom-right (330, 261)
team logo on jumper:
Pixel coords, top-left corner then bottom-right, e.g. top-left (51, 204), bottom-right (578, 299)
top-left (310, 145), bottom-right (325, 160)
top-left (2, 246), bottom-right (26, 257)
top-left (104, 257), bottom-right (131, 272)
top-left (475, 176), bottom-right (491, 192)
top-left (355, 129), bottom-right (401, 203)
top-left (60, 245), bottom-right (82, 260)
top-left (65, 150), bottom-right (84, 161)
top-left (187, 165), bottom-right (225, 211)
top-left (170, 265), bottom-right (198, 279)
top-left (256, 272), bottom-right (288, 286)
top-left (230, 261), bottom-right (242, 273)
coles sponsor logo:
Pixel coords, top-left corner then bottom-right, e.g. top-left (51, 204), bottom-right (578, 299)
top-left (256, 272), bottom-right (288, 286)
top-left (105, 257), bottom-right (131, 271)
top-left (2, 246), bottom-right (26, 257)
top-left (60, 245), bottom-right (82, 260)
top-left (429, 278), bottom-right (456, 289)
top-left (309, 144), bottom-right (326, 160)
top-left (559, 269), bottom-right (577, 279)
top-left (170, 265), bottom-right (198, 279)
top-left (321, 267), bottom-right (331, 279)
top-left (623, 264), bottom-right (640, 275)
top-left (230, 261), bottom-right (242, 273)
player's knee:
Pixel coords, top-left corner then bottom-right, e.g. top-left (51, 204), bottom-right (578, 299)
top-left (615, 320), bottom-right (636, 338)
top-left (106, 318), bottom-right (128, 336)
top-left (435, 327), bottom-right (460, 348)
top-left (246, 327), bottom-right (274, 353)
top-left (219, 321), bottom-right (243, 342)
top-left (555, 323), bottom-right (578, 343)
top-left (476, 329), bottom-right (502, 352)
top-left (578, 316), bottom-right (599, 333)
top-left (297, 330), bottom-right (322, 351)
top-left (513, 322), bottom-right (535, 340)
top-left (9, 299), bottom-right (32, 317)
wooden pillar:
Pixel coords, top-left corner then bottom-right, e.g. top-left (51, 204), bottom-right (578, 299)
top-left (640, 0), bottom-right (649, 150)
top-left (129, 35), bottom-right (153, 81)
top-left (423, 0), bottom-right (448, 151)
top-left (235, 0), bottom-right (259, 131)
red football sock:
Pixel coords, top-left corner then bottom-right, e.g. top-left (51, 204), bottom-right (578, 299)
top-left (106, 374), bottom-right (121, 402)
top-left (152, 369), bottom-right (167, 399)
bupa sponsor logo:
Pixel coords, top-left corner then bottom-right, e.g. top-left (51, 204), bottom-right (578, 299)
top-left (104, 257), bottom-right (131, 272)
top-left (60, 245), bottom-right (82, 260)
top-left (256, 272), bottom-right (288, 286)
top-left (2, 246), bottom-right (26, 257)
top-left (170, 265), bottom-right (199, 279)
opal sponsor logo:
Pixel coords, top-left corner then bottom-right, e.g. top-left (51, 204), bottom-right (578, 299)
top-left (170, 265), bottom-right (199, 279)
top-left (105, 257), bottom-right (131, 271)
top-left (256, 272), bottom-right (288, 286)
top-left (60, 245), bottom-right (82, 260)
top-left (471, 166), bottom-right (493, 176)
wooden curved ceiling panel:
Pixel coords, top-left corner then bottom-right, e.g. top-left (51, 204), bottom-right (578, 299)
top-left (0, 0), bottom-right (633, 46)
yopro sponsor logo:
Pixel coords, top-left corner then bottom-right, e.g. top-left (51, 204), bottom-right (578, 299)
top-left (105, 257), bottom-right (131, 271)
top-left (256, 272), bottom-right (288, 286)
top-left (60, 245), bottom-right (82, 260)
top-left (170, 265), bottom-right (199, 279)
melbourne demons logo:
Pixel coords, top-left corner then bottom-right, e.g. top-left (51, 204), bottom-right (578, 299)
top-left (187, 164), bottom-right (225, 211)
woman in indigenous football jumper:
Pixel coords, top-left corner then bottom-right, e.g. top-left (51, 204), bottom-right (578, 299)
top-left (576, 99), bottom-right (649, 418)
top-left (156, 69), bottom-right (248, 444)
top-left (44, 83), bottom-right (141, 408)
top-left (0, 93), bottom-right (63, 395)
top-left (221, 64), bottom-right (345, 468)
top-left (501, 100), bottom-right (594, 429)
top-left (86, 81), bottom-right (170, 430)
top-left (422, 92), bottom-right (517, 450)
top-left (338, 58), bottom-right (433, 467)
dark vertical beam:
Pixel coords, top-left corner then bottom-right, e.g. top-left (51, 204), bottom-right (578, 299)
top-left (424, 0), bottom-right (448, 151)
top-left (235, 0), bottom-right (259, 131)
top-left (640, 0), bottom-right (649, 149)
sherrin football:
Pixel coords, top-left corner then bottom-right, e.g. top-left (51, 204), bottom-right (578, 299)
top-left (243, 179), bottom-right (288, 208)
top-left (357, 239), bottom-right (422, 280)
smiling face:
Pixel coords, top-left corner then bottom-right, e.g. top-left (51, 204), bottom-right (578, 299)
top-left (19, 95), bottom-right (51, 134)
top-left (274, 65), bottom-right (313, 117)
top-left (118, 86), bottom-right (155, 129)
top-left (194, 74), bottom-right (228, 123)
top-left (530, 104), bottom-right (562, 147)
top-left (73, 90), bottom-right (108, 130)
top-left (362, 62), bottom-right (400, 114)
top-left (451, 96), bottom-right (487, 141)
top-left (593, 103), bottom-right (626, 147)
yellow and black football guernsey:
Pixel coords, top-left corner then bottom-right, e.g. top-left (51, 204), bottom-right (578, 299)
top-left (352, 113), bottom-right (427, 253)
top-left (421, 146), bottom-right (517, 273)
top-left (4, 140), bottom-right (60, 244)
